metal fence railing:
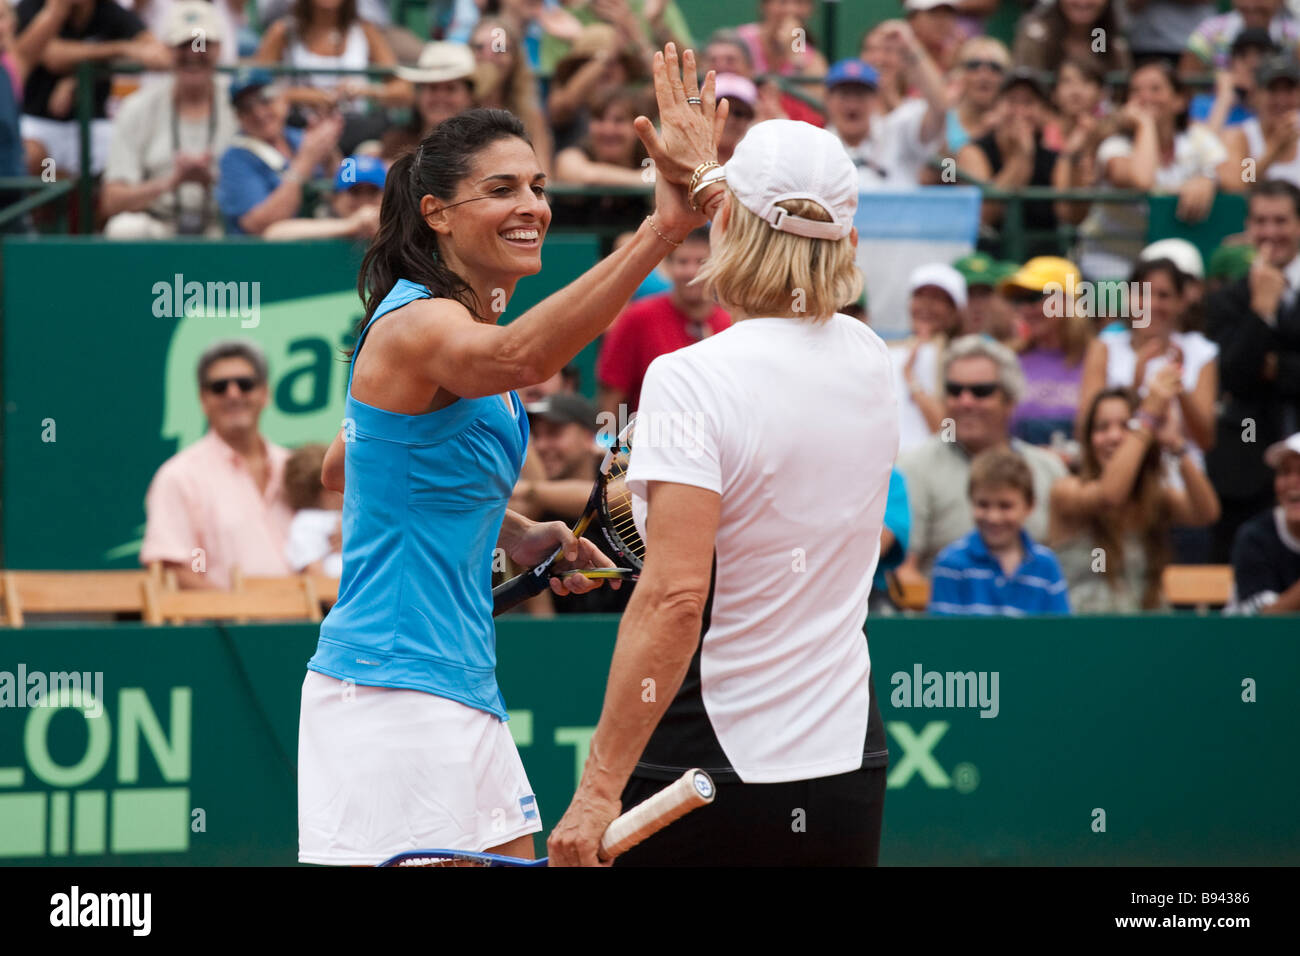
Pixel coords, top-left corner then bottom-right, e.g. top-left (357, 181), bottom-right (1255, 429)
top-left (14, 58), bottom-right (1233, 250)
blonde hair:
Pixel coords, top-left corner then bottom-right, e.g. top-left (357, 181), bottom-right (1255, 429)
top-left (956, 36), bottom-right (1011, 69)
top-left (694, 189), bottom-right (862, 322)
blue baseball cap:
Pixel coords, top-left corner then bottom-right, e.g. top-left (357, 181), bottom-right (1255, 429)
top-left (229, 67), bottom-right (274, 106)
top-left (825, 59), bottom-right (878, 91)
top-left (334, 155), bottom-right (387, 192)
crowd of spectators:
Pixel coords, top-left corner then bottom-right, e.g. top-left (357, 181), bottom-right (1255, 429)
top-left (4, 0), bottom-right (1299, 616)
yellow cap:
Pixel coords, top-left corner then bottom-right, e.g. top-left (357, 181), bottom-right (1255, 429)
top-left (997, 256), bottom-right (1083, 294)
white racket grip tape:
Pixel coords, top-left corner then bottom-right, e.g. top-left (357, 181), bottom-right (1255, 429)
top-left (597, 769), bottom-right (715, 861)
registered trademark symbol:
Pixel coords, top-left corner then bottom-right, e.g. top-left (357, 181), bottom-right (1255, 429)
top-left (953, 762), bottom-right (979, 793)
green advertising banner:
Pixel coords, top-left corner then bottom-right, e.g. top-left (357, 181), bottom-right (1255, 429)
top-left (0, 237), bottom-right (600, 570)
top-left (0, 616), bottom-right (1296, 866)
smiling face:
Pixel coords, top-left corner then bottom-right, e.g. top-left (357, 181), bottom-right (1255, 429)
top-left (589, 100), bottom-right (639, 166)
top-left (958, 40), bottom-right (1009, 108)
top-left (428, 135), bottom-right (551, 287)
top-left (665, 237), bottom-right (712, 313)
top-left (910, 285), bottom-right (958, 339)
top-left (1129, 64), bottom-right (1183, 121)
top-left (1089, 395), bottom-right (1134, 467)
top-left (1131, 268), bottom-right (1181, 336)
top-left (1054, 61), bottom-right (1101, 117)
top-left (417, 79), bottom-right (474, 129)
top-left (945, 356), bottom-right (1012, 452)
top-left (199, 356), bottom-right (267, 441)
top-left (1248, 193), bottom-right (1300, 266)
top-left (531, 419), bottom-right (595, 480)
top-left (234, 88), bottom-right (285, 142)
top-left (971, 483), bottom-right (1032, 553)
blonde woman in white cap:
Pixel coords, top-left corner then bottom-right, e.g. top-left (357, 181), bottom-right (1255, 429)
top-left (548, 118), bottom-right (899, 867)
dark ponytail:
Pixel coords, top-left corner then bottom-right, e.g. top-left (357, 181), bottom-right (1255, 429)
top-left (352, 108), bottom-right (531, 353)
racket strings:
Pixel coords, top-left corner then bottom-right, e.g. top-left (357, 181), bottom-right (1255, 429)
top-left (601, 451), bottom-right (645, 564)
top-left (394, 856), bottom-right (490, 867)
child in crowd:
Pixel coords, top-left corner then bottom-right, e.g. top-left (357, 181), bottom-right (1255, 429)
top-left (927, 448), bottom-right (1070, 616)
top-left (284, 443), bottom-right (343, 577)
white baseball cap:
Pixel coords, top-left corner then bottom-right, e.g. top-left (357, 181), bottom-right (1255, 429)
top-left (1264, 432), bottom-right (1300, 468)
top-left (908, 262), bottom-right (967, 309)
top-left (1139, 238), bottom-right (1205, 280)
top-left (905, 0), bottom-right (957, 11)
top-left (723, 119), bottom-right (858, 241)
top-left (164, 0), bottom-right (226, 47)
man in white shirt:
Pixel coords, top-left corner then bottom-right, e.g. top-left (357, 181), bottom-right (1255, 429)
top-left (824, 22), bottom-right (946, 190)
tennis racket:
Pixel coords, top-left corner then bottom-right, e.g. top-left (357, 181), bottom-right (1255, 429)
top-left (492, 420), bottom-right (643, 616)
top-left (376, 768), bottom-right (715, 867)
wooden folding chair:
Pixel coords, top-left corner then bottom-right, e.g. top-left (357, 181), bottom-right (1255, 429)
top-left (2, 569), bottom-right (159, 627)
top-left (143, 571), bottom-right (321, 625)
top-left (1162, 564), bottom-right (1234, 613)
top-left (240, 570), bottom-right (339, 610)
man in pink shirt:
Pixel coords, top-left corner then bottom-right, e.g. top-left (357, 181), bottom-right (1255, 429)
top-left (141, 340), bottom-right (293, 589)
top-left (596, 227), bottom-right (731, 416)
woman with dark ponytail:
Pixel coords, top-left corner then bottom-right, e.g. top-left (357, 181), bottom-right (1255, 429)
top-left (297, 46), bottom-right (729, 866)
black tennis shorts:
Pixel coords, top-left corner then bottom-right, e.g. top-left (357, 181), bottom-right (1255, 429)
top-left (612, 764), bottom-right (886, 867)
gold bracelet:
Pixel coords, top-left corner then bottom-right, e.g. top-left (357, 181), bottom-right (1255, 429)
top-left (645, 214), bottom-right (681, 247)
top-left (690, 169), bottom-right (727, 212)
top-left (688, 161), bottom-right (721, 197)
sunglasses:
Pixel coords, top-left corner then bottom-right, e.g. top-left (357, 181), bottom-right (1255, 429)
top-left (205, 376), bottom-right (258, 396)
top-left (945, 381), bottom-right (1001, 399)
top-left (1007, 289), bottom-right (1049, 306)
top-left (962, 59), bottom-right (1006, 74)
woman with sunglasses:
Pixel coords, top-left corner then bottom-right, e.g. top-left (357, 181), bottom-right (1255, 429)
top-left (945, 36), bottom-right (1011, 155)
top-left (297, 45), bottom-right (727, 866)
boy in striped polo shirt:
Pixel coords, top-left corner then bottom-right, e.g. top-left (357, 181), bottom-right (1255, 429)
top-left (927, 448), bottom-right (1070, 616)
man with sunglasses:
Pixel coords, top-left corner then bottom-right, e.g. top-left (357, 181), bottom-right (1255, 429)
top-left (895, 334), bottom-right (1067, 584)
top-left (141, 341), bottom-right (293, 589)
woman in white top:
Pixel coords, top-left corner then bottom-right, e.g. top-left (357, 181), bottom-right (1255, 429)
top-left (1225, 55), bottom-right (1300, 189)
top-left (1079, 256), bottom-right (1219, 459)
top-left (548, 110), bottom-right (898, 866)
top-left (255, 0), bottom-right (410, 151)
top-left (891, 262), bottom-right (965, 453)
top-left (1076, 61), bottom-right (1239, 280)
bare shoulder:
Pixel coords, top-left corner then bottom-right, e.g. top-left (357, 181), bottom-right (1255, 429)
top-left (366, 295), bottom-right (477, 357)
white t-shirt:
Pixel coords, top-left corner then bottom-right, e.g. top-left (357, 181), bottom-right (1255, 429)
top-left (627, 313), bottom-right (899, 783)
top-left (1100, 327), bottom-right (1219, 471)
top-left (833, 98), bottom-right (942, 191)
top-left (286, 508), bottom-right (343, 577)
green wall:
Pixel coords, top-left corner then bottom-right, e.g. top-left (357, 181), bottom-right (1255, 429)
top-left (1, 616), bottom-right (1295, 865)
top-left (0, 237), bottom-right (600, 570)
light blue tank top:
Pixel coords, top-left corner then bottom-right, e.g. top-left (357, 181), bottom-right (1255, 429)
top-left (307, 279), bottom-right (529, 719)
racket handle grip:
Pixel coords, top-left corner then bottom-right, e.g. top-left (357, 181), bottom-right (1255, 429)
top-left (491, 565), bottom-right (552, 616)
top-left (598, 769), bottom-right (715, 861)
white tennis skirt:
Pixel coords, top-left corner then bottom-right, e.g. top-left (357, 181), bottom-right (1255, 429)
top-left (298, 670), bottom-right (541, 865)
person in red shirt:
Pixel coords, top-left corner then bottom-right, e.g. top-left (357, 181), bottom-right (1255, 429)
top-left (596, 226), bottom-right (731, 416)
